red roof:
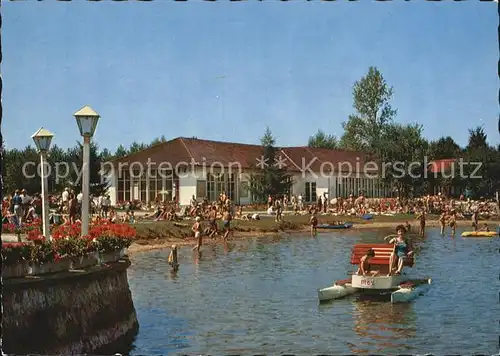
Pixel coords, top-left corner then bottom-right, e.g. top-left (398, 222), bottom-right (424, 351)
top-left (112, 137), bottom-right (372, 173)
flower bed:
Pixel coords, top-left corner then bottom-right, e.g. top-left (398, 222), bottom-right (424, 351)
top-left (1, 221), bottom-right (136, 278)
top-left (2, 218), bottom-right (43, 234)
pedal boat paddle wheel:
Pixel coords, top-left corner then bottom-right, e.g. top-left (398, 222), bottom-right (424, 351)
top-left (317, 243), bottom-right (432, 303)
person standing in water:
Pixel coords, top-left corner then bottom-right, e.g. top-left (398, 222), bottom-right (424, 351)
top-left (448, 210), bottom-right (457, 235)
top-left (310, 211), bottom-right (318, 237)
top-left (439, 211), bottom-right (447, 235)
top-left (416, 209), bottom-right (426, 236)
top-left (222, 209), bottom-right (233, 241)
top-left (192, 216), bottom-right (203, 251)
top-left (471, 209), bottom-right (479, 231)
top-left (404, 221), bottom-right (411, 233)
top-left (275, 198), bottom-right (282, 222)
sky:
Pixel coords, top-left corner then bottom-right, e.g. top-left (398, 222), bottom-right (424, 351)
top-left (3, 1), bottom-right (499, 152)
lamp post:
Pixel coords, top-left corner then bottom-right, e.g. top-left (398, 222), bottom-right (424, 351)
top-left (31, 128), bottom-right (54, 240)
top-left (73, 105), bottom-right (100, 237)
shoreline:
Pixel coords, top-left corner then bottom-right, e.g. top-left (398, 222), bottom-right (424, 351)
top-left (127, 219), bottom-right (500, 254)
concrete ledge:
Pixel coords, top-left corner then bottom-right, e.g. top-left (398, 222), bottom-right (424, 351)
top-left (2, 257), bottom-right (139, 354)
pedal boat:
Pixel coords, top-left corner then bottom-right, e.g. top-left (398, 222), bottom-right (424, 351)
top-left (317, 243), bottom-right (432, 303)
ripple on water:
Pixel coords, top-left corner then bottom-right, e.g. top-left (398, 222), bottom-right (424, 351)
top-left (127, 228), bottom-right (500, 355)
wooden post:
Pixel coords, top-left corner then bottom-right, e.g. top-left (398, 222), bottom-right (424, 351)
top-left (168, 245), bottom-right (179, 272)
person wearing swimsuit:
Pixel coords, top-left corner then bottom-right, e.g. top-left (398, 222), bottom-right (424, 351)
top-left (404, 221), bottom-right (411, 233)
top-left (439, 212), bottom-right (447, 235)
top-left (208, 206), bottom-right (219, 238)
top-left (471, 210), bottom-right (479, 231)
top-left (417, 209), bottom-right (426, 236)
top-left (310, 211), bottom-right (318, 237)
top-left (385, 225), bottom-right (413, 276)
top-left (222, 210), bottom-right (232, 240)
top-left (448, 210), bottom-right (457, 235)
top-left (356, 249), bottom-right (379, 277)
top-left (192, 216), bottom-right (202, 251)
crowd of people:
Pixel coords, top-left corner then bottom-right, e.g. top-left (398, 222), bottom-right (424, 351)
top-left (262, 191), bottom-right (499, 218)
top-left (2, 187), bottom-right (118, 227)
top-left (2, 189), bottom-right (42, 226)
top-left (3, 186), bottom-right (498, 251)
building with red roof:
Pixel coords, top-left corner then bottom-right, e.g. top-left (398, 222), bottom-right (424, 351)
top-left (107, 137), bottom-right (389, 206)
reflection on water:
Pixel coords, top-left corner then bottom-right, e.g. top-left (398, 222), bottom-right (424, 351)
top-left (350, 298), bottom-right (416, 353)
top-left (126, 228), bottom-right (500, 355)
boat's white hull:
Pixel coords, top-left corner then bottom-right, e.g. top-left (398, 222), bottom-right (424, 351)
top-left (318, 277), bottom-right (432, 303)
top-left (351, 274), bottom-right (403, 289)
top-left (317, 283), bottom-right (357, 301)
top-left (391, 278), bottom-right (432, 303)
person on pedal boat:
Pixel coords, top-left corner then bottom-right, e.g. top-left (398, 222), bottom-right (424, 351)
top-left (385, 225), bottom-right (413, 276)
top-left (356, 248), bottom-right (379, 277)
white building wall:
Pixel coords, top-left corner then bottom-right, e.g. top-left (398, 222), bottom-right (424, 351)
top-left (292, 173), bottom-right (305, 198)
top-left (291, 172), bottom-right (332, 202)
top-left (238, 172), bottom-right (253, 205)
top-left (179, 167), bottom-right (205, 206)
top-left (107, 170), bottom-right (118, 206)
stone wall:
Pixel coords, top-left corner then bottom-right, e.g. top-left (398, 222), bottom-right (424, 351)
top-left (2, 258), bottom-right (139, 355)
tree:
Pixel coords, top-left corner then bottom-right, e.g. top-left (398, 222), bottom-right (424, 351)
top-left (114, 145), bottom-right (128, 159)
top-left (47, 144), bottom-right (71, 193)
top-left (308, 130), bottom-right (338, 149)
top-left (463, 126), bottom-right (499, 198)
top-left (128, 141), bottom-right (148, 155)
top-left (378, 123), bottom-right (428, 199)
top-left (149, 135), bottom-right (167, 147)
top-left (3, 146), bottom-right (41, 195)
top-left (425, 137), bottom-right (464, 196)
top-left (66, 140), bottom-right (109, 196)
top-left (427, 136), bottom-right (462, 160)
top-left (248, 127), bottom-right (293, 201)
top-left (467, 126), bottom-right (488, 150)
top-left (339, 66), bottom-right (397, 153)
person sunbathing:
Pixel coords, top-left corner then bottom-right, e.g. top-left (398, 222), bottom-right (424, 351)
top-left (166, 206), bottom-right (177, 221)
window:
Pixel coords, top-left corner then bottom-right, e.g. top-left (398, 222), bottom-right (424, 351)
top-left (239, 181), bottom-right (249, 198)
top-left (148, 178), bottom-right (157, 203)
top-left (196, 180), bottom-right (207, 199)
top-left (227, 173), bottom-right (235, 201)
top-left (207, 173), bottom-right (216, 201)
top-left (140, 173), bottom-right (147, 202)
top-left (163, 173), bottom-right (173, 201)
top-left (305, 182), bottom-right (317, 202)
top-left (118, 168), bottom-right (129, 203)
top-left (216, 173), bottom-right (226, 198)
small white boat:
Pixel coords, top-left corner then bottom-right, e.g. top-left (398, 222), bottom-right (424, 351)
top-left (318, 243), bottom-right (432, 304)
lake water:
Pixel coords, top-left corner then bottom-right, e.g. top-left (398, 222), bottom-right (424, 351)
top-left (125, 227), bottom-right (500, 355)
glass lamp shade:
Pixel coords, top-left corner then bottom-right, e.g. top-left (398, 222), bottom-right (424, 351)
top-left (31, 128), bottom-right (54, 152)
top-left (73, 105), bottom-right (100, 137)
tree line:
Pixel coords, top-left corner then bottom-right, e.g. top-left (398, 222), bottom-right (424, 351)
top-left (1, 136), bottom-right (169, 196)
top-left (2, 67), bottom-right (499, 200)
top-left (306, 67), bottom-right (500, 200)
